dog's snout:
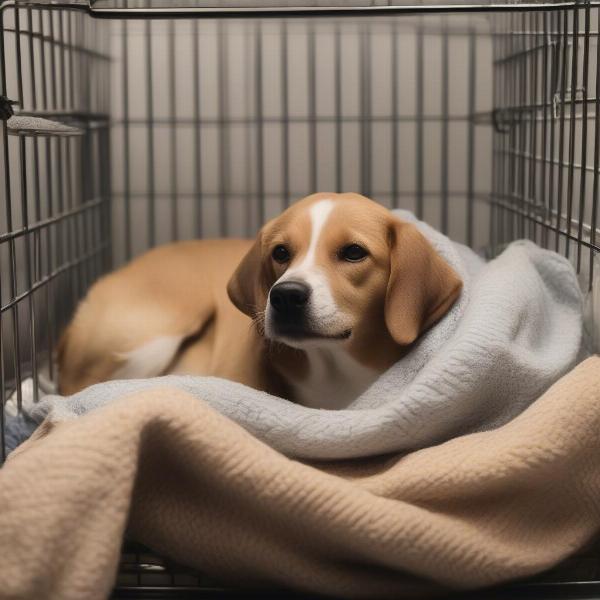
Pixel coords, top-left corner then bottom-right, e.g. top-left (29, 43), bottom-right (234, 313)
top-left (270, 281), bottom-right (311, 313)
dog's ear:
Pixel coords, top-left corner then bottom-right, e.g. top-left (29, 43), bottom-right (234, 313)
top-left (227, 233), bottom-right (273, 317)
top-left (385, 219), bottom-right (462, 345)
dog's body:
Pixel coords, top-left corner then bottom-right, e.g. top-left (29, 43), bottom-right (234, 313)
top-left (58, 194), bottom-right (462, 408)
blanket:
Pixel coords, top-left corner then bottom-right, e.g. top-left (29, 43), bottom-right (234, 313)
top-left (19, 210), bottom-right (584, 460)
top-left (2, 357), bottom-right (600, 600)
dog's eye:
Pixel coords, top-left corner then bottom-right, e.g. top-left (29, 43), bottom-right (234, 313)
top-left (272, 245), bottom-right (291, 264)
top-left (340, 244), bottom-right (368, 262)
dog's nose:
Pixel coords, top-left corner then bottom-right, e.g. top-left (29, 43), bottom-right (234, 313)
top-left (270, 281), bottom-right (311, 314)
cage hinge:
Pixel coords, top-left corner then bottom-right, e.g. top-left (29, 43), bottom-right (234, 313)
top-left (0, 96), bottom-right (18, 121)
top-left (553, 87), bottom-right (586, 119)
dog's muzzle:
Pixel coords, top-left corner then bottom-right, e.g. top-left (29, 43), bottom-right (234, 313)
top-left (269, 280), bottom-right (311, 321)
top-left (267, 279), bottom-right (351, 342)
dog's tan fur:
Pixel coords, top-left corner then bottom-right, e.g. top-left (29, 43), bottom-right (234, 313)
top-left (58, 193), bottom-right (462, 405)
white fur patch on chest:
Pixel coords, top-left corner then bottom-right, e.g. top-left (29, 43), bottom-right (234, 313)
top-left (292, 346), bottom-right (378, 409)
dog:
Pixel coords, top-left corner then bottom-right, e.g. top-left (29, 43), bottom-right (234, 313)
top-left (58, 193), bottom-right (462, 409)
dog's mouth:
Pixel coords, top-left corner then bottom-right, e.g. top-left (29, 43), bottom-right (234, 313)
top-left (271, 326), bottom-right (352, 342)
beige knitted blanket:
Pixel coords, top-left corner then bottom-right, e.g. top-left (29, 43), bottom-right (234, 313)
top-left (2, 357), bottom-right (600, 599)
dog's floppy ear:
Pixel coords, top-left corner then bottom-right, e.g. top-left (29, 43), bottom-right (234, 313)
top-left (227, 233), bottom-right (272, 317)
top-left (385, 219), bottom-right (462, 345)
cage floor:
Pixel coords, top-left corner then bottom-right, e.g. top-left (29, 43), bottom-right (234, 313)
top-left (112, 541), bottom-right (600, 600)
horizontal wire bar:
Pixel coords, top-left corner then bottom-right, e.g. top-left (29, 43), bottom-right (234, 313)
top-left (3, 27), bottom-right (111, 61)
top-left (0, 196), bottom-right (104, 244)
top-left (109, 114), bottom-right (477, 126)
top-left (495, 146), bottom-right (600, 176)
top-left (109, 190), bottom-right (494, 200)
top-left (1, 0), bottom-right (595, 19)
top-left (491, 193), bottom-right (600, 251)
top-left (17, 110), bottom-right (110, 121)
top-left (493, 39), bottom-right (558, 62)
top-left (0, 241), bottom-right (109, 314)
top-left (84, 2), bottom-right (600, 18)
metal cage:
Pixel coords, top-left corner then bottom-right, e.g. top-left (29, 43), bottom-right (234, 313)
top-left (1, 0), bottom-right (600, 596)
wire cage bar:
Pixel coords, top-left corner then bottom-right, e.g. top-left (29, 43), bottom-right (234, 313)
top-left (1, 0), bottom-right (600, 595)
top-left (0, 2), bottom-right (111, 459)
top-left (109, 14), bottom-right (495, 265)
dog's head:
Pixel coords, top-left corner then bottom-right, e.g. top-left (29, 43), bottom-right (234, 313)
top-left (227, 193), bottom-right (462, 364)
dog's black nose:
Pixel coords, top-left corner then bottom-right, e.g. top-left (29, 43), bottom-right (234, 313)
top-left (270, 281), bottom-right (311, 314)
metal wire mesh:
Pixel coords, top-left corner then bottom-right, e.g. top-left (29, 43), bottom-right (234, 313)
top-left (0, 3), bottom-right (111, 460)
top-left (110, 15), bottom-right (494, 265)
top-left (0, 1), bottom-right (599, 594)
top-left (491, 7), bottom-right (600, 290)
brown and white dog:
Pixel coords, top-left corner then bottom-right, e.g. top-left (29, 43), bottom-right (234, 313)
top-left (58, 193), bottom-right (462, 408)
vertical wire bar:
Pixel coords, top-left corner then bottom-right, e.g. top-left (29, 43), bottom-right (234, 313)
top-left (100, 122), bottom-right (112, 274)
top-left (59, 9), bottom-right (66, 110)
top-left (27, 8), bottom-right (36, 109)
top-left (217, 20), bottom-right (229, 236)
top-left (308, 22), bottom-right (317, 193)
top-left (360, 23), bottom-right (371, 198)
top-left (19, 137), bottom-right (38, 403)
top-left (466, 27), bottom-right (476, 247)
top-left (145, 20), bottom-right (155, 249)
top-left (555, 9), bottom-right (569, 251)
top-left (56, 137), bottom-right (66, 332)
top-left (9, 8), bottom-right (24, 410)
top-left (506, 12), bottom-right (517, 243)
top-left (416, 23), bottom-right (424, 219)
top-left (255, 21), bottom-right (265, 227)
top-left (168, 19), bottom-right (178, 241)
top-left (27, 8), bottom-right (42, 401)
top-left (64, 12), bottom-right (81, 305)
top-left (14, 8), bottom-right (24, 106)
top-left (281, 20), bottom-right (290, 208)
top-left (41, 9), bottom-right (54, 382)
top-left (565, 7), bottom-right (579, 259)
top-left (517, 11), bottom-right (528, 239)
top-left (440, 21), bottom-right (449, 234)
top-left (494, 16), bottom-right (507, 250)
top-left (26, 7), bottom-right (41, 380)
top-left (391, 20), bottom-right (399, 208)
top-left (527, 11), bottom-right (539, 244)
top-left (192, 20), bottom-right (202, 238)
top-left (99, 16), bottom-right (113, 272)
top-left (27, 11), bottom-right (41, 219)
top-left (334, 22), bottom-right (342, 193)
top-left (68, 137), bottom-right (80, 307)
top-left (244, 23), bottom-right (252, 234)
top-left (27, 7), bottom-right (40, 402)
top-left (576, 3), bottom-right (591, 272)
top-left (540, 11), bottom-right (550, 248)
top-left (0, 8), bottom-right (9, 458)
top-left (590, 7), bottom-right (600, 290)
top-left (122, 20), bottom-right (131, 259)
top-left (39, 10), bottom-right (48, 110)
top-left (68, 10), bottom-right (75, 110)
top-left (48, 10), bottom-right (58, 112)
top-left (54, 14), bottom-right (67, 332)
top-left (548, 10), bottom-right (560, 250)
top-left (489, 18), bottom-right (498, 252)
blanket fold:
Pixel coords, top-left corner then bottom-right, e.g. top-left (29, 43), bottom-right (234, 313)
top-left (26, 211), bottom-right (585, 460)
top-left (2, 357), bottom-right (600, 600)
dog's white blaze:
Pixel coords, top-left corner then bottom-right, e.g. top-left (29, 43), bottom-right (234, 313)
top-left (111, 335), bottom-right (184, 380)
top-left (273, 199), bottom-right (347, 334)
top-left (297, 199), bottom-right (335, 270)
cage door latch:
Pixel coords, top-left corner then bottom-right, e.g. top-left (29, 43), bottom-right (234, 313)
top-left (0, 96), bottom-right (18, 121)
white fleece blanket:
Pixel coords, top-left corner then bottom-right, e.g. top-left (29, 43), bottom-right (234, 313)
top-left (21, 211), bottom-right (584, 460)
